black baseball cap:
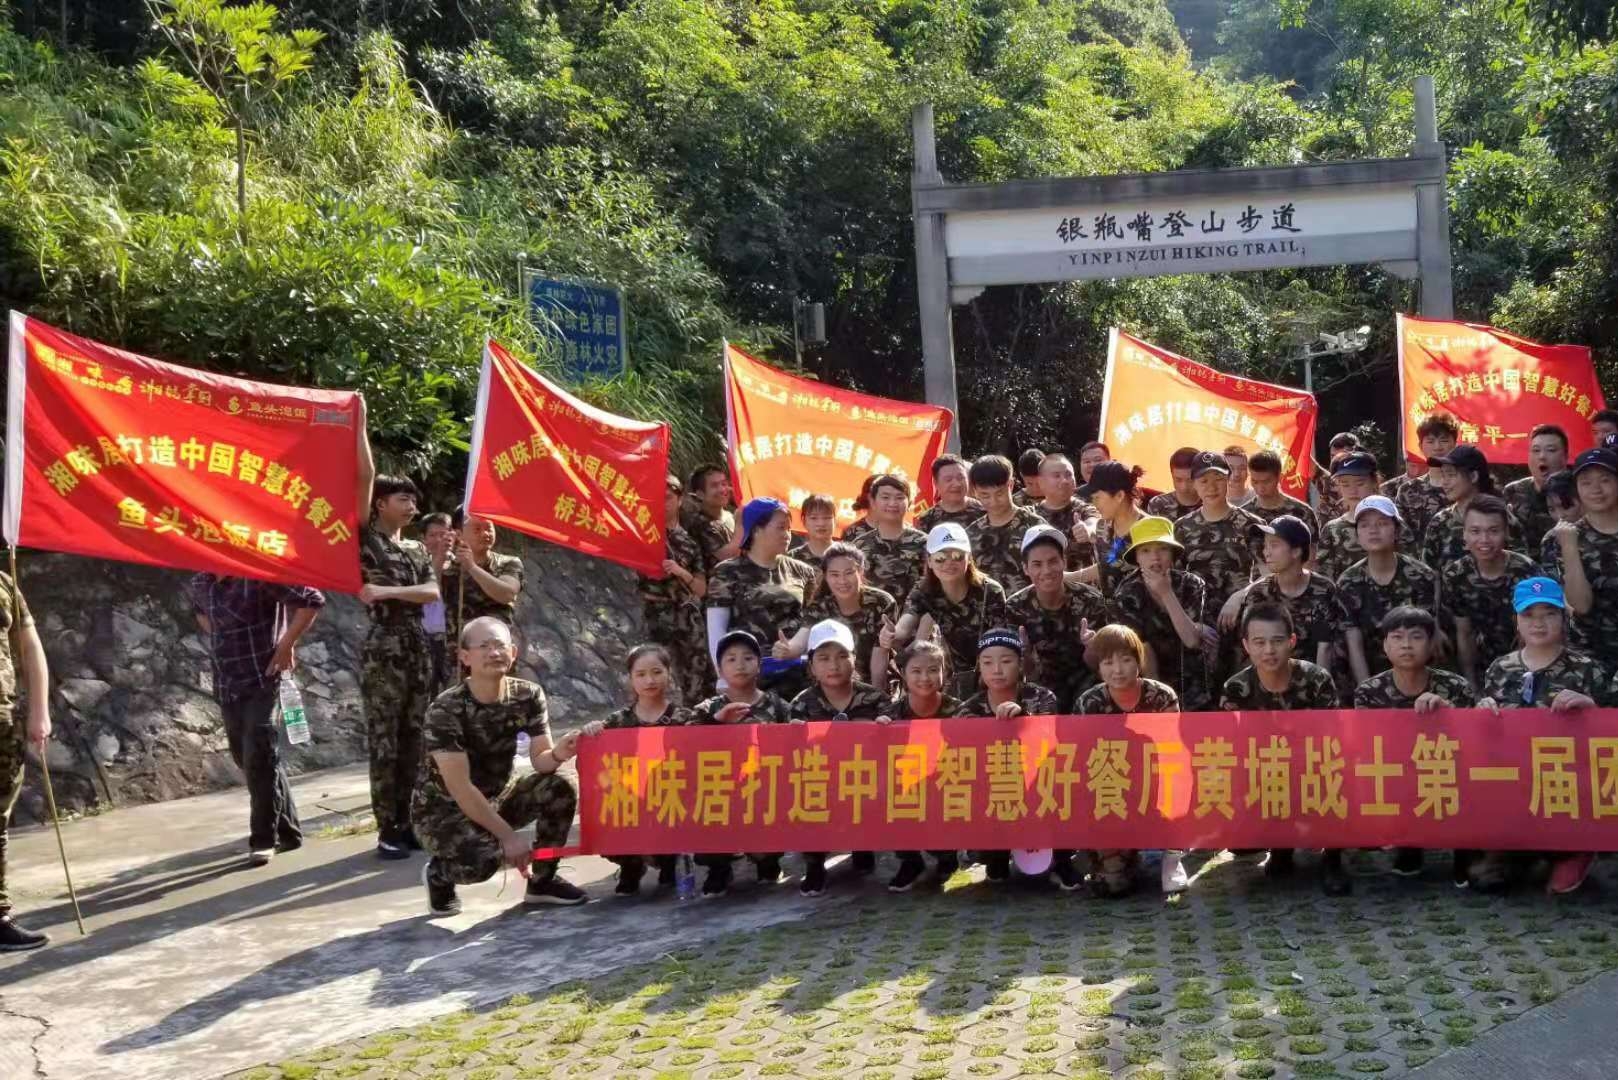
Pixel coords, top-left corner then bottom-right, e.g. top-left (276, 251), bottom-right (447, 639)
top-left (1427, 445), bottom-right (1488, 474)
top-left (1331, 451), bottom-right (1379, 476)
top-left (715, 630), bottom-right (762, 660)
top-left (1252, 514), bottom-right (1312, 552)
top-left (1573, 447), bottom-right (1618, 478)
top-left (1078, 460), bottom-right (1134, 500)
top-left (1190, 450), bottom-right (1230, 479)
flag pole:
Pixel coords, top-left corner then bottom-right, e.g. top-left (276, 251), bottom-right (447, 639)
top-left (8, 547), bottom-right (85, 936)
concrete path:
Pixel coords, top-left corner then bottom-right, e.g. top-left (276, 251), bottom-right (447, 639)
top-left (0, 764), bottom-right (838, 1080)
top-left (1412, 969), bottom-right (1618, 1080)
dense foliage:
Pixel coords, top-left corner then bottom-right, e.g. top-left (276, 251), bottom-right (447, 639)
top-left (3, 0), bottom-right (1617, 490)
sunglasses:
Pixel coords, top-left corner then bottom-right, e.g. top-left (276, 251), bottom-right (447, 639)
top-left (931, 551), bottom-right (967, 563)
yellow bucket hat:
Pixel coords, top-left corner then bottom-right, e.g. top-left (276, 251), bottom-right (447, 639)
top-left (1122, 515), bottom-right (1183, 563)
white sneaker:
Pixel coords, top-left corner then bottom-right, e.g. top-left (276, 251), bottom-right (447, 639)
top-left (248, 848), bottom-right (274, 867)
top-left (1161, 851), bottom-right (1189, 893)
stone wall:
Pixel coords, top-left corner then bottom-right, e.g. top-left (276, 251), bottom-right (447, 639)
top-left (10, 535), bottom-right (641, 824)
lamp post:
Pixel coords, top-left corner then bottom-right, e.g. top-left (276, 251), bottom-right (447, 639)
top-left (792, 299), bottom-right (827, 370)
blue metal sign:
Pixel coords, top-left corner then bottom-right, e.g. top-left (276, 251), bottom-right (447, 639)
top-left (523, 271), bottom-right (628, 380)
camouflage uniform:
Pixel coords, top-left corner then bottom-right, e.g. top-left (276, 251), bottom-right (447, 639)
top-left (1246, 495), bottom-right (1321, 539)
top-left (853, 528), bottom-right (929, 609)
top-left (0, 571), bottom-right (32, 918)
top-left (1392, 476), bottom-right (1450, 543)
top-left (841, 519), bottom-right (875, 544)
top-left (1012, 489), bottom-right (1035, 508)
top-left (1352, 667), bottom-right (1475, 709)
top-left (691, 691), bottom-right (794, 725)
top-left (1313, 472), bottom-right (1345, 524)
top-left (789, 682), bottom-right (891, 720)
top-left (1144, 492), bottom-right (1201, 522)
top-left (904, 578), bottom-right (1009, 696)
top-left (1075, 678), bottom-right (1180, 715)
top-left (441, 551), bottom-right (525, 637)
top-left (1219, 660), bottom-right (1342, 710)
top-left (1420, 502), bottom-right (1527, 571)
top-left (681, 500), bottom-right (737, 575)
top-left (1502, 477), bottom-right (1556, 554)
top-left (1173, 506), bottom-right (1264, 614)
top-left (1337, 555), bottom-right (1440, 674)
top-left (639, 525), bottom-right (714, 704)
top-left (1441, 552), bottom-right (1542, 673)
top-left (956, 682), bottom-right (1061, 717)
top-left (413, 679), bottom-right (577, 887)
top-left (917, 500), bottom-right (985, 533)
top-left (1113, 568), bottom-right (1213, 710)
top-left (360, 525), bottom-right (436, 842)
top-left (1316, 514), bottom-right (1419, 584)
top-left (706, 555), bottom-right (816, 647)
top-left (1238, 573), bottom-right (1352, 671)
top-left (801, 585), bottom-right (897, 685)
top-left (888, 693), bottom-right (963, 720)
top-left (1541, 521), bottom-right (1618, 670)
top-left (1007, 582), bottom-right (1114, 709)
top-left (602, 702), bottom-right (696, 729)
top-left (786, 537), bottom-right (830, 573)
top-left (966, 506), bottom-right (1049, 594)
top-left (1092, 515), bottom-right (1136, 597)
top-left (1035, 499), bottom-right (1099, 571)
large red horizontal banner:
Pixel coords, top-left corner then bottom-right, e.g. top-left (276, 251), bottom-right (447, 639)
top-left (579, 710), bottom-right (1618, 855)
top-left (1100, 330), bottom-right (1317, 499)
top-left (1398, 315), bottom-right (1604, 463)
top-left (723, 343), bottom-right (954, 526)
top-left (465, 340), bottom-right (670, 577)
top-left (4, 312), bottom-right (362, 593)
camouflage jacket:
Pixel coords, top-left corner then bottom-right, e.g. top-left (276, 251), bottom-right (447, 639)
top-left (966, 505), bottom-right (1049, 595)
top-left (691, 690), bottom-right (794, 724)
top-left (1075, 678), bottom-right (1180, 715)
top-left (414, 679), bottom-right (549, 816)
top-left (1006, 581), bottom-right (1113, 703)
top-left (1420, 502), bottom-right (1527, 572)
top-left (1442, 551), bottom-right (1542, 670)
top-left (441, 550), bottom-right (526, 639)
top-left (1315, 513), bottom-right (1419, 584)
top-left (956, 682), bottom-right (1061, 717)
top-left (1502, 476), bottom-right (1556, 554)
top-left (706, 554), bottom-right (816, 645)
top-left (786, 537), bottom-right (832, 574)
top-left (1035, 498), bottom-right (1100, 570)
top-left (841, 519), bottom-right (875, 544)
top-left (1239, 572), bottom-right (1352, 667)
top-left (1143, 491), bottom-right (1201, 522)
top-left (639, 525), bottom-right (705, 608)
top-left (679, 499), bottom-right (736, 575)
top-left (360, 525), bottom-right (434, 628)
top-left (1313, 471), bottom-right (1345, 524)
top-left (1219, 660), bottom-right (1341, 710)
top-left (0, 569), bottom-right (31, 717)
top-left (1173, 505), bottom-right (1265, 612)
top-left (789, 681), bottom-right (892, 720)
top-left (853, 527), bottom-right (929, 609)
top-left (904, 577), bottom-right (1009, 677)
top-left (1352, 667), bottom-right (1475, 710)
top-left (887, 693), bottom-right (964, 720)
top-left (1541, 519), bottom-right (1618, 668)
top-left (1336, 555), bottom-right (1440, 673)
top-left (917, 500), bottom-right (985, 533)
top-left (1091, 513), bottom-right (1138, 597)
top-left (1480, 649), bottom-right (1611, 708)
top-left (1245, 494), bottom-right (1321, 539)
top-left (602, 702), bottom-right (697, 729)
top-left (801, 585), bottom-right (897, 683)
top-left (1113, 568), bottom-right (1211, 710)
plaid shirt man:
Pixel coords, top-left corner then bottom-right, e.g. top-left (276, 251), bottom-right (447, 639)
top-left (188, 574), bottom-right (326, 701)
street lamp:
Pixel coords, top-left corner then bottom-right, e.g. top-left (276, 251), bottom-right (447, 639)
top-left (1289, 324), bottom-right (1372, 392)
top-left (792, 299), bottom-right (826, 369)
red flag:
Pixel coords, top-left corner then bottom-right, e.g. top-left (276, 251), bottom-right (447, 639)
top-left (464, 340), bottom-right (669, 576)
top-left (723, 343), bottom-right (954, 526)
top-left (4, 313), bottom-right (362, 593)
top-left (1099, 330), bottom-right (1318, 498)
top-left (1397, 315), bottom-right (1605, 462)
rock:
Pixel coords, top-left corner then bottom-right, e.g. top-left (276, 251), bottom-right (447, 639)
top-left (58, 677), bottom-right (112, 712)
top-left (110, 611), bottom-right (158, 651)
top-left (94, 733), bottom-right (120, 764)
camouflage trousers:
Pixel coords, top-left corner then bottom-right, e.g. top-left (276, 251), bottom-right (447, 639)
top-left (420, 772), bottom-right (577, 886)
top-left (644, 602), bottom-right (714, 706)
top-left (0, 724), bottom-right (23, 915)
top-left (362, 625), bottom-right (434, 840)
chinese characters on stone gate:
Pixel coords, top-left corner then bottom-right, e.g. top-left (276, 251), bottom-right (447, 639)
top-left (581, 714), bottom-right (1618, 855)
top-left (1055, 203), bottom-right (1306, 271)
top-left (1056, 203), bottom-right (1303, 245)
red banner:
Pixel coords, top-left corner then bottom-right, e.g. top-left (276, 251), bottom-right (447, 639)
top-left (4, 313), bottom-right (362, 593)
top-left (580, 710), bottom-right (1618, 854)
top-left (464, 340), bottom-right (670, 577)
top-left (723, 344), bottom-right (954, 526)
top-left (1099, 330), bottom-right (1318, 499)
top-left (1398, 315), bottom-right (1604, 463)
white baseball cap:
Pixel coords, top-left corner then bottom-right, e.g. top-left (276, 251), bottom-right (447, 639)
top-left (807, 619), bottom-right (855, 655)
top-left (1352, 494), bottom-right (1402, 523)
top-left (926, 522), bottom-right (972, 556)
top-left (1020, 523), bottom-right (1068, 555)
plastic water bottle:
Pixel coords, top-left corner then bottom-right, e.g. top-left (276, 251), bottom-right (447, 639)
top-left (675, 854), bottom-right (697, 901)
top-left (279, 673), bottom-right (311, 746)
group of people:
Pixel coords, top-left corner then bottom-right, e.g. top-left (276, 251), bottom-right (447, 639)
top-left (3, 407), bottom-right (1617, 952)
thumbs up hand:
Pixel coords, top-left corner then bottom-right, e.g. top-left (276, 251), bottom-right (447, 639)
top-left (773, 630), bottom-right (794, 659)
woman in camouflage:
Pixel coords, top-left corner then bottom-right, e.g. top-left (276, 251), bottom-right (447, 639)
top-left (890, 523), bottom-right (1007, 698)
top-left (1077, 461), bottom-right (1145, 597)
top-left (773, 542), bottom-right (896, 687)
top-left (886, 640), bottom-right (964, 892)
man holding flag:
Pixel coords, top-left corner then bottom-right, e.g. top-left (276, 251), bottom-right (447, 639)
top-left (0, 563), bottom-right (50, 952)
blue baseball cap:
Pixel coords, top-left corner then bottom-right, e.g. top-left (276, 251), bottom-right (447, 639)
top-left (1512, 577), bottom-right (1566, 613)
top-left (739, 497), bottom-right (788, 547)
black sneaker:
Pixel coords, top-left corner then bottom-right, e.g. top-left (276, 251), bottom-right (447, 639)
top-left (401, 828), bottom-right (423, 852)
top-left (615, 864), bottom-right (645, 896)
top-left (702, 862), bottom-right (733, 898)
top-left (754, 856), bottom-right (783, 885)
top-left (524, 875), bottom-right (587, 907)
top-left (1053, 857), bottom-right (1085, 892)
top-left (1392, 848), bottom-right (1424, 877)
top-left (852, 851), bottom-right (876, 875)
top-left (656, 859), bottom-right (677, 889)
top-left (377, 834), bottom-right (410, 861)
top-left (984, 855), bottom-right (1011, 882)
top-left (1452, 849), bottom-right (1477, 887)
top-left (1321, 854), bottom-right (1352, 897)
top-left (888, 859), bottom-right (926, 893)
top-left (800, 860), bottom-right (828, 897)
top-left (1260, 849), bottom-right (1295, 877)
top-left (422, 861), bottom-right (461, 917)
top-left (934, 854), bottom-right (960, 882)
top-left (0, 915), bottom-right (49, 952)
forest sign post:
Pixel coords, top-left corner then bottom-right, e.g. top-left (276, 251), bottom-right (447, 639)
top-left (911, 76), bottom-right (1455, 448)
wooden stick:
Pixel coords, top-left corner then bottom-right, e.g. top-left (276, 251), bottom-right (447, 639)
top-left (8, 548), bottom-right (85, 935)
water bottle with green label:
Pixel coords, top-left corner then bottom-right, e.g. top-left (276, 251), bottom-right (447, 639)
top-left (279, 673), bottom-right (311, 746)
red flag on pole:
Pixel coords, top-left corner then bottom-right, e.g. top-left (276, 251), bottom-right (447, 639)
top-left (464, 340), bottom-right (670, 576)
top-left (4, 312), bottom-right (363, 592)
